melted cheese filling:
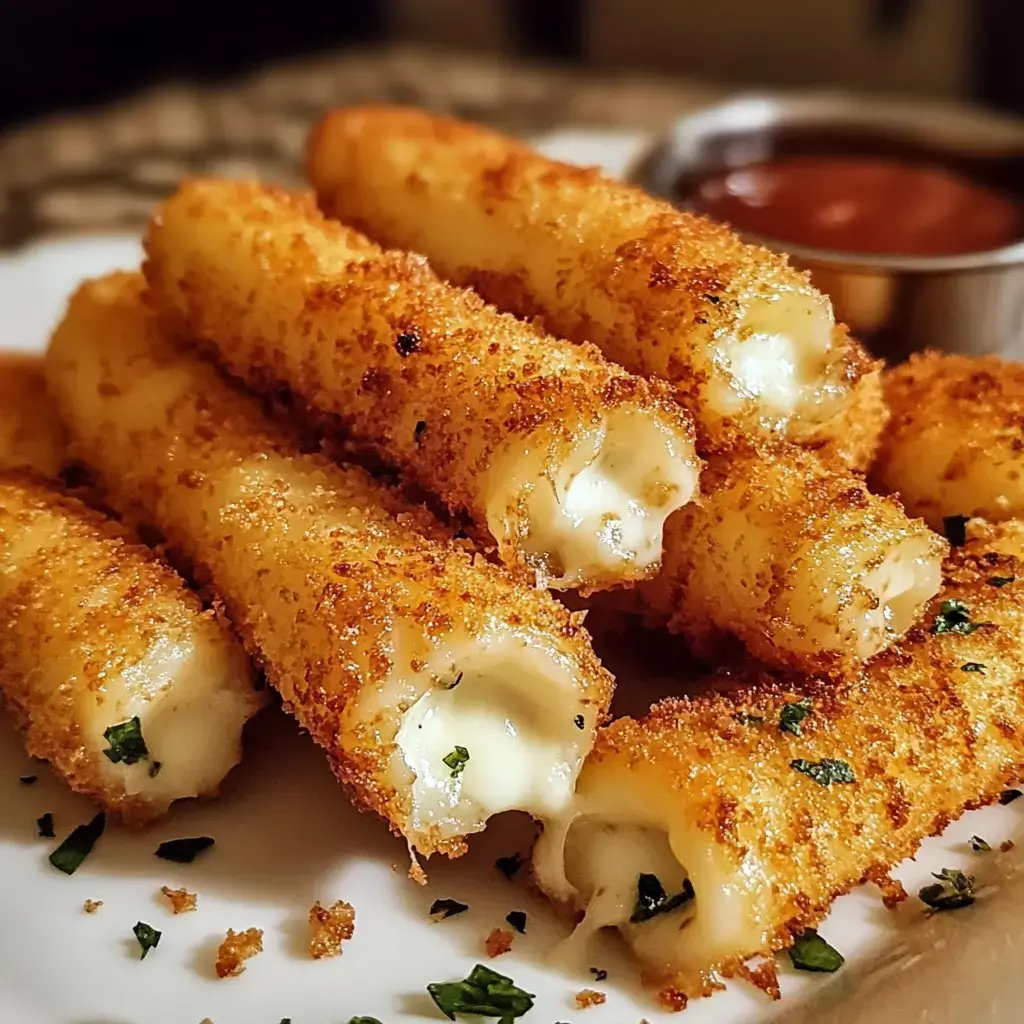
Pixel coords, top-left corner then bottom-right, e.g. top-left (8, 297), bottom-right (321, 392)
top-left (486, 409), bottom-right (698, 588)
top-left (395, 634), bottom-right (590, 839)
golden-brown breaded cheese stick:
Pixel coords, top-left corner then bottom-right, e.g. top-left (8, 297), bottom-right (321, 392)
top-left (143, 179), bottom-right (699, 591)
top-left (0, 469), bottom-right (260, 824)
top-left (0, 353), bottom-right (65, 474)
top-left (874, 351), bottom-right (1024, 529)
top-left (534, 539), bottom-right (1024, 1005)
top-left (46, 273), bottom-right (615, 858)
top-left (632, 440), bottom-right (946, 676)
top-left (307, 105), bottom-right (883, 464)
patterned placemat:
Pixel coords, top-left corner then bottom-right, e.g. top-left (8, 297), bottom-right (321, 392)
top-left (0, 46), bottom-right (721, 249)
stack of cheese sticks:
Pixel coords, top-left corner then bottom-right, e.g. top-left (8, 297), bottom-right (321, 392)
top-left (0, 103), bottom-right (1019, 1012)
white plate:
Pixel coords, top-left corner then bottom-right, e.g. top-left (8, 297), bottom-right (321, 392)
top-left (2, 137), bottom-right (1024, 1024)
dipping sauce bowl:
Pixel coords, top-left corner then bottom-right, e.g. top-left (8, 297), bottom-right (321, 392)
top-left (635, 94), bottom-right (1024, 359)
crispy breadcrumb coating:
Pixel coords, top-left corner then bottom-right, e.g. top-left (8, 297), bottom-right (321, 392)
top-left (46, 273), bottom-right (614, 857)
top-left (307, 105), bottom-right (877, 460)
top-left (0, 469), bottom-right (260, 824)
top-left (161, 886), bottom-right (197, 914)
top-left (632, 440), bottom-right (946, 675)
top-left (308, 900), bottom-right (355, 959)
top-left (143, 178), bottom-right (699, 590)
top-left (484, 927), bottom-right (513, 958)
top-left (215, 927), bottom-right (263, 978)
top-left (874, 351), bottom-right (1024, 528)
top-left (535, 537), bottom-right (1024, 1002)
top-left (0, 353), bottom-right (65, 475)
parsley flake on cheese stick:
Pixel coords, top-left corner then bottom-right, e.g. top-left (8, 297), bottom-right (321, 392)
top-left (142, 179), bottom-right (699, 591)
top-left (46, 273), bottom-right (613, 857)
top-left (307, 105), bottom-right (884, 467)
top-left (630, 440), bottom-right (946, 675)
top-left (0, 471), bottom-right (260, 825)
top-left (534, 538), bottom-right (1024, 1004)
top-left (0, 353), bottom-right (65, 475)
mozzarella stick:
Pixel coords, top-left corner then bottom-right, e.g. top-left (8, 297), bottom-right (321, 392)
top-left (874, 351), bottom-right (1024, 529)
top-left (534, 539), bottom-right (1024, 1004)
top-left (46, 273), bottom-right (614, 858)
top-left (142, 179), bottom-right (699, 591)
top-left (0, 353), bottom-right (65, 474)
top-left (630, 440), bottom-right (945, 675)
top-left (307, 105), bottom-right (883, 464)
top-left (0, 469), bottom-right (260, 824)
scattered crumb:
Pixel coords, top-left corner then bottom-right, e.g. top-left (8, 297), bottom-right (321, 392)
top-left (657, 987), bottom-right (689, 1012)
top-left (485, 927), bottom-right (514, 958)
top-left (215, 927), bottom-right (263, 978)
top-left (161, 885), bottom-right (198, 914)
top-left (574, 989), bottom-right (607, 1009)
top-left (408, 858), bottom-right (428, 886)
top-left (82, 899), bottom-right (103, 914)
top-left (1002, 839), bottom-right (1016, 852)
top-left (868, 866), bottom-right (908, 909)
top-left (200, 1019), bottom-right (213, 1024)
top-left (308, 900), bottom-right (356, 959)
top-left (735, 961), bottom-right (781, 1000)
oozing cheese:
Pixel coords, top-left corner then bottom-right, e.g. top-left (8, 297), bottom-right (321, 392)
top-left (395, 630), bottom-right (593, 839)
top-left (486, 409), bottom-right (698, 588)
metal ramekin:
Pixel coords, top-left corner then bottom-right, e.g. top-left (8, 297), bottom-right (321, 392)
top-left (633, 94), bottom-right (1024, 360)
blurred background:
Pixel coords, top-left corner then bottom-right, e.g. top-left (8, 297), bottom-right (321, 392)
top-left (0, 0), bottom-right (1022, 247)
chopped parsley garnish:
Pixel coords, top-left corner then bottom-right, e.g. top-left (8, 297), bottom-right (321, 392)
top-left (430, 898), bottom-right (469, 920)
top-left (102, 717), bottom-right (149, 765)
top-left (629, 873), bottom-right (695, 924)
top-left (505, 911), bottom-right (526, 934)
top-left (970, 835), bottom-right (991, 852)
top-left (428, 963), bottom-right (534, 1021)
top-left (733, 711), bottom-right (765, 725)
top-left (790, 758), bottom-right (856, 787)
top-left (37, 812), bottom-right (55, 838)
top-left (19, 775), bottom-right (37, 785)
top-left (442, 746), bottom-right (470, 778)
top-left (133, 921), bottom-right (161, 959)
top-left (942, 515), bottom-right (970, 547)
top-left (394, 332), bottom-right (421, 357)
top-left (346, 1018), bottom-right (383, 1024)
top-left (931, 599), bottom-right (980, 635)
top-left (589, 967), bottom-right (608, 982)
top-left (49, 812), bottom-right (105, 874)
top-left (988, 575), bottom-right (1015, 588)
top-left (788, 929), bottom-right (845, 973)
top-left (495, 852), bottom-right (524, 879)
top-left (962, 662), bottom-right (986, 673)
top-left (919, 868), bottom-right (975, 911)
top-left (414, 420), bottom-right (428, 444)
top-left (155, 836), bottom-right (215, 863)
top-left (779, 698), bottom-right (812, 736)
top-left (149, 761), bottom-right (162, 778)
top-left (1000, 789), bottom-right (1023, 805)
top-left (574, 714), bottom-right (585, 729)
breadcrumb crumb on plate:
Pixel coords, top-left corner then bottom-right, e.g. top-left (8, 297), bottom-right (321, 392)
top-left (308, 900), bottom-right (355, 959)
top-left (574, 988), bottom-right (607, 1009)
top-left (214, 928), bottom-right (263, 978)
top-left (161, 886), bottom-right (197, 914)
top-left (81, 899), bottom-right (102, 914)
top-left (485, 927), bottom-right (514, 958)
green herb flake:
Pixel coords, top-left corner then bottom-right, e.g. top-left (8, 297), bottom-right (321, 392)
top-left (961, 662), bottom-right (986, 673)
top-left (346, 1018), bottom-right (383, 1024)
top-left (442, 745), bottom-right (470, 778)
top-left (19, 775), bottom-right (37, 785)
top-left (733, 712), bottom-right (765, 726)
top-left (629, 873), bottom-right (695, 924)
top-left (788, 928), bottom-right (845, 973)
top-left (36, 812), bottom-right (55, 838)
top-left (49, 812), bottom-right (106, 875)
top-left (148, 761), bottom-right (162, 778)
top-left (133, 920), bottom-right (161, 959)
top-left (1000, 789), bottom-right (1023, 805)
top-left (429, 898), bottom-right (469, 920)
top-left (427, 963), bottom-right (534, 1021)
top-left (790, 758), bottom-right (856, 787)
top-left (589, 967), bottom-right (608, 982)
top-left (988, 575), bottom-right (1015, 588)
top-left (495, 852), bottom-right (524, 879)
top-left (942, 515), bottom-right (970, 547)
top-left (970, 835), bottom-right (991, 852)
top-left (919, 868), bottom-right (976, 912)
top-left (779, 698), bottom-right (812, 736)
top-left (505, 910), bottom-right (526, 934)
top-left (931, 599), bottom-right (980, 635)
top-left (102, 717), bottom-right (149, 765)
top-left (574, 714), bottom-right (585, 730)
top-left (155, 836), bottom-right (215, 863)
